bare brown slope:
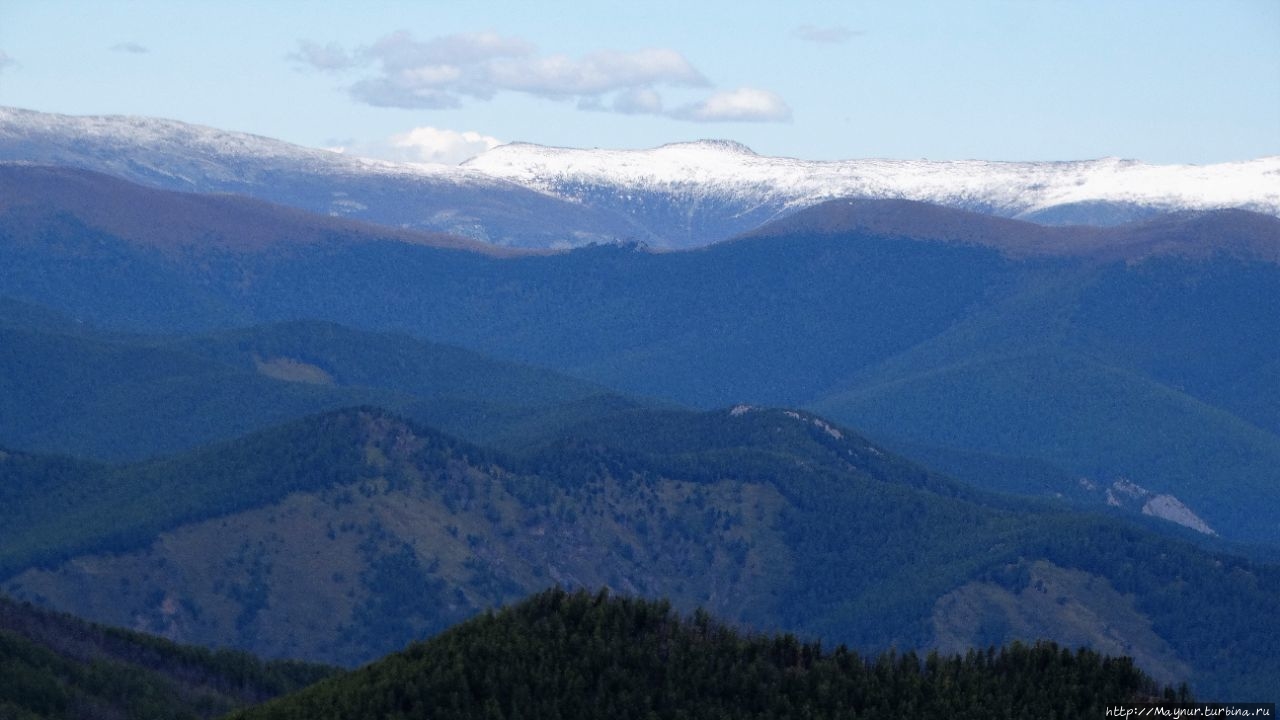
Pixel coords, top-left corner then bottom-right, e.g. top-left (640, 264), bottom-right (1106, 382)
top-left (0, 163), bottom-right (536, 257)
top-left (741, 198), bottom-right (1280, 264)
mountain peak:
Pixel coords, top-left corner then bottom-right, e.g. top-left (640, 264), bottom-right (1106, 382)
top-left (655, 139), bottom-right (758, 155)
top-left (463, 137), bottom-right (1280, 244)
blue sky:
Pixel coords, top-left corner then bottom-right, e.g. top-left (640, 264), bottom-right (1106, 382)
top-left (0, 0), bottom-right (1276, 164)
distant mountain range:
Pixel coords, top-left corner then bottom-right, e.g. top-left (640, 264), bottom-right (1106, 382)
top-left (466, 140), bottom-right (1280, 245)
top-left (0, 107), bottom-right (629, 249)
top-left (3, 106), bottom-right (1277, 248)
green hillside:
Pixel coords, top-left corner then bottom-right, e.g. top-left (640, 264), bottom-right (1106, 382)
top-left (230, 587), bottom-right (1172, 720)
top-left (172, 320), bottom-right (610, 411)
top-left (802, 253), bottom-right (1280, 546)
top-left (0, 305), bottom-right (627, 461)
top-left (811, 350), bottom-right (1280, 543)
top-left (0, 323), bottom-right (386, 460)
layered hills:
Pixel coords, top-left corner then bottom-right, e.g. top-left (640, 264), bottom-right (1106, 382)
top-left (3, 406), bottom-right (1278, 698)
top-left (0, 299), bottom-right (631, 461)
top-left (3, 113), bottom-right (1279, 706)
top-left (1, 166), bottom-right (1276, 545)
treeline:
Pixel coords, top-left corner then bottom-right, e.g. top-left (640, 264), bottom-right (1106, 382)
top-left (234, 588), bottom-right (1173, 720)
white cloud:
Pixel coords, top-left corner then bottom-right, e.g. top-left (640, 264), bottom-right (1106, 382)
top-left (368, 30), bottom-right (534, 70)
top-left (299, 31), bottom-right (719, 113)
top-left (0, 51), bottom-right (15, 72)
top-left (295, 31), bottom-right (790, 123)
top-left (388, 126), bottom-right (503, 164)
top-left (794, 24), bottom-right (862, 44)
top-left (674, 87), bottom-right (792, 122)
top-left (110, 41), bottom-right (149, 54)
top-left (322, 126), bottom-right (502, 165)
top-left (290, 40), bottom-right (357, 72)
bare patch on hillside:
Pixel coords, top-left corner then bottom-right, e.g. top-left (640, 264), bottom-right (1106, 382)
top-left (254, 356), bottom-right (335, 385)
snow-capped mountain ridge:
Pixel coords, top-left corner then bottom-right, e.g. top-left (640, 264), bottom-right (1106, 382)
top-left (464, 140), bottom-right (1280, 222)
top-left (0, 106), bottom-right (640, 247)
top-left (0, 106), bottom-right (487, 186)
top-left (3, 106), bottom-right (1277, 248)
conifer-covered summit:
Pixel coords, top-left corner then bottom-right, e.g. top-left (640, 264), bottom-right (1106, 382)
top-left (232, 587), bottom-right (1173, 720)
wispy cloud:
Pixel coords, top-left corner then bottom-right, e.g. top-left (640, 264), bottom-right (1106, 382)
top-left (110, 41), bottom-right (149, 54)
top-left (294, 31), bottom-right (788, 123)
top-left (0, 50), bottom-right (15, 72)
top-left (613, 88), bottom-right (664, 115)
top-left (672, 88), bottom-right (792, 122)
top-left (794, 24), bottom-right (862, 44)
top-left (484, 47), bottom-right (706, 97)
top-left (288, 40), bottom-right (355, 71)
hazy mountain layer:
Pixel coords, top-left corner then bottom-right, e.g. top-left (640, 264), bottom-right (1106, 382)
top-left (1, 169), bottom-right (1277, 544)
top-left (0, 300), bottom-right (621, 461)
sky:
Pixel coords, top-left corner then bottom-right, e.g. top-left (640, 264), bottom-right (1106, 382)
top-left (0, 0), bottom-right (1276, 165)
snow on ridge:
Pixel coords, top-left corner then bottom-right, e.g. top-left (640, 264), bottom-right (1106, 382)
top-left (0, 106), bottom-right (498, 186)
top-left (3, 106), bottom-right (1277, 220)
top-left (465, 140), bottom-right (1280, 218)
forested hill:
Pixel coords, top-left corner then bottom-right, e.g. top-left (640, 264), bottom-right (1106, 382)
top-left (0, 594), bottom-right (336, 720)
top-left (232, 587), bottom-right (1176, 720)
top-left (5, 405), bottom-right (1279, 698)
top-left (0, 300), bottom-right (627, 463)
